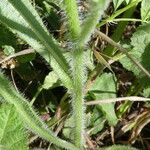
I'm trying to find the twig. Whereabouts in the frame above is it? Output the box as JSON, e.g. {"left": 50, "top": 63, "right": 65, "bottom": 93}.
{"left": 10, "top": 69, "right": 19, "bottom": 92}
{"left": 0, "top": 48, "right": 35, "bottom": 64}
{"left": 84, "top": 133, "right": 96, "bottom": 150}
{"left": 95, "top": 29, "right": 150, "bottom": 79}
{"left": 86, "top": 96, "right": 150, "bottom": 105}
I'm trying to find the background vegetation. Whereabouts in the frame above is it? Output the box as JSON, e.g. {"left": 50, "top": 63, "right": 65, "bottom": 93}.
{"left": 0, "top": 0, "right": 150, "bottom": 150}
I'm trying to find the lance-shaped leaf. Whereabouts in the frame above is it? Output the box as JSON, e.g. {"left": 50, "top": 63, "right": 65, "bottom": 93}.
{"left": 0, "top": 0, "right": 72, "bottom": 89}
{"left": 0, "top": 72, "right": 77, "bottom": 150}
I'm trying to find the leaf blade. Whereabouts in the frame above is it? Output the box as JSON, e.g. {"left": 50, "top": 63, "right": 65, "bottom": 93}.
{"left": 0, "top": 104, "right": 28, "bottom": 150}
{"left": 90, "top": 73, "right": 118, "bottom": 126}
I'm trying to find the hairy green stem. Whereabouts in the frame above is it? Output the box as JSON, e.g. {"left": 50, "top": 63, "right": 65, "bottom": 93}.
{"left": 64, "top": 0, "right": 81, "bottom": 40}
{"left": 71, "top": 49, "right": 85, "bottom": 149}
{"left": 0, "top": 72, "right": 77, "bottom": 150}
{"left": 64, "top": 1, "right": 85, "bottom": 148}
{"left": 78, "top": 0, "right": 110, "bottom": 46}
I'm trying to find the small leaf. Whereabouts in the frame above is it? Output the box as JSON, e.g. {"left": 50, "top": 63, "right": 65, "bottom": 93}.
{"left": 62, "top": 116, "right": 74, "bottom": 141}
{"left": 142, "top": 87, "right": 150, "bottom": 98}
{"left": 125, "top": 0, "right": 130, "bottom": 4}
{"left": 141, "top": 0, "right": 150, "bottom": 22}
{"left": 90, "top": 73, "right": 118, "bottom": 126}
{"left": 90, "top": 108, "right": 106, "bottom": 135}
{"left": 2, "top": 45, "right": 15, "bottom": 55}
{"left": 42, "top": 71, "right": 60, "bottom": 89}
{"left": 113, "top": 0, "right": 124, "bottom": 10}
{"left": 0, "top": 104, "right": 28, "bottom": 150}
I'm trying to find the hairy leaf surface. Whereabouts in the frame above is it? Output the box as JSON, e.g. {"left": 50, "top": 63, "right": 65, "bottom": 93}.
{"left": 0, "top": 104, "right": 28, "bottom": 150}
{"left": 141, "top": 0, "right": 150, "bottom": 22}
{"left": 90, "top": 73, "right": 118, "bottom": 126}
{"left": 120, "top": 24, "right": 150, "bottom": 86}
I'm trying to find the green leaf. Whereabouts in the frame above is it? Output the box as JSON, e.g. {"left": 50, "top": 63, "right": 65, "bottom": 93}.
{"left": 90, "top": 73, "right": 118, "bottom": 126}
{"left": 42, "top": 71, "right": 60, "bottom": 89}
{"left": 15, "top": 63, "right": 36, "bottom": 81}
{"left": 62, "top": 116, "right": 74, "bottom": 141}
{"left": 113, "top": 0, "right": 124, "bottom": 10}
{"left": 120, "top": 24, "right": 150, "bottom": 86}
{"left": 89, "top": 108, "right": 106, "bottom": 135}
{"left": 100, "top": 145, "right": 137, "bottom": 150}
{"left": 0, "top": 104, "right": 28, "bottom": 150}
{"left": 142, "top": 87, "right": 150, "bottom": 98}
{"left": 125, "top": 0, "right": 130, "bottom": 4}
{"left": 0, "top": 145, "right": 8, "bottom": 150}
{"left": 2, "top": 45, "right": 15, "bottom": 55}
{"left": 141, "top": 0, "right": 150, "bottom": 22}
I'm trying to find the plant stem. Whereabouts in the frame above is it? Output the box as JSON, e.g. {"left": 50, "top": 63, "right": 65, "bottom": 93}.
{"left": 71, "top": 48, "right": 85, "bottom": 149}
{"left": 64, "top": 0, "right": 81, "bottom": 40}
{"left": 78, "top": 0, "right": 110, "bottom": 46}
{"left": 86, "top": 96, "right": 150, "bottom": 105}
{"left": 64, "top": 1, "right": 85, "bottom": 149}
{"left": 103, "top": 3, "right": 137, "bottom": 56}
{"left": 112, "top": 18, "right": 148, "bottom": 23}
{"left": 30, "top": 86, "right": 43, "bottom": 106}
{"left": 98, "top": 0, "right": 141, "bottom": 28}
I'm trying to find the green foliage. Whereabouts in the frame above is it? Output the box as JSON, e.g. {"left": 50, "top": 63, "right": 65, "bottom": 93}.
{"left": 0, "top": 0, "right": 72, "bottom": 89}
{"left": 0, "top": 0, "right": 149, "bottom": 149}
{"left": 120, "top": 24, "right": 150, "bottom": 86}
{"left": 113, "top": 0, "right": 131, "bottom": 10}
{"left": 0, "top": 0, "right": 111, "bottom": 149}
{"left": 89, "top": 108, "right": 106, "bottom": 135}
{"left": 141, "top": 0, "right": 150, "bottom": 22}
{"left": 2, "top": 45, "right": 15, "bottom": 55}
{"left": 100, "top": 145, "right": 137, "bottom": 150}
{"left": 113, "top": 0, "right": 125, "bottom": 10}
{"left": 42, "top": 71, "right": 60, "bottom": 89}
{"left": 0, "top": 104, "right": 28, "bottom": 150}
{"left": 142, "top": 87, "right": 150, "bottom": 98}
{"left": 90, "top": 73, "right": 118, "bottom": 126}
